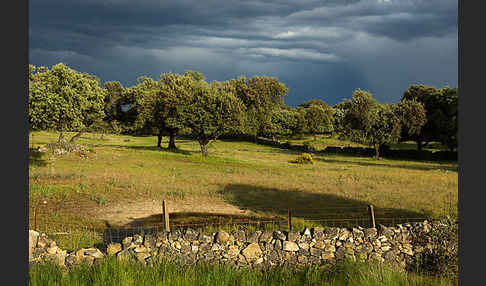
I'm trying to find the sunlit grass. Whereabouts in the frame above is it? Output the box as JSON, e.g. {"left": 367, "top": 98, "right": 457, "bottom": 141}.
{"left": 28, "top": 131, "right": 457, "bottom": 244}
{"left": 28, "top": 256, "right": 457, "bottom": 286}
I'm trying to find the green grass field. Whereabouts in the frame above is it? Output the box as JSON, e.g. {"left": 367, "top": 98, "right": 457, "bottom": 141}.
{"left": 29, "top": 257, "right": 456, "bottom": 286}
{"left": 28, "top": 131, "right": 457, "bottom": 250}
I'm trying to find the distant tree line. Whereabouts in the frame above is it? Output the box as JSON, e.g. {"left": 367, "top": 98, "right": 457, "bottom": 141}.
{"left": 29, "top": 63, "right": 458, "bottom": 158}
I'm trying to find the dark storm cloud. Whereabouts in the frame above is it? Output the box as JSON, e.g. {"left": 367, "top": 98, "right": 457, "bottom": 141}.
{"left": 284, "top": 0, "right": 457, "bottom": 41}
{"left": 29, "top": 0, "right": 457, "bottom": 106}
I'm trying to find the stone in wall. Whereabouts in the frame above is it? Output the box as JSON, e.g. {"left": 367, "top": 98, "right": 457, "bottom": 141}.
{"left": 29, "top": 230, "right": 39, "bottom": 260}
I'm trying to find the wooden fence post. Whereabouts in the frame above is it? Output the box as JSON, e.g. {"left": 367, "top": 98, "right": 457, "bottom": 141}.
{"left": 288, "top": 208, "right": 292, "bottom": 231}
{"left": 162, "top": 200, "right": 170, "bottom": 232}
{"left": 33, "top": 207, "right": 37, "bottom": 231}
{"left": 368, "top": 205, "right": 376, "bottom": 228}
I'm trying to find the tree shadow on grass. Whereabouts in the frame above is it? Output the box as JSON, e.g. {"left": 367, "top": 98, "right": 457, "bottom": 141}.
{"left": 97, "top": 144, "right": 198, "bottom": 155}
{"left": 218, "top": 183, "right": 428, "bottom": 219}
{"left": 252, "top": 148, "right": 302, "bottom": 156}
{"left": 126, "top": 146, "right": 197, "bottom": 155}
{"left": 313, "top": 156, "right": 458, "bottom": 172}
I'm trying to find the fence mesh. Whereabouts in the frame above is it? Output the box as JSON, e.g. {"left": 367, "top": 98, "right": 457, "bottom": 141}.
{"left": 29, "top": 202, "right": 430, "bottom": 248}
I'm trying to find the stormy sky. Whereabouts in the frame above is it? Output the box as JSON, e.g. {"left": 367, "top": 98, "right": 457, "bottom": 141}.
{"left": 29, "top": 0, "right": 458, "bottom": 107}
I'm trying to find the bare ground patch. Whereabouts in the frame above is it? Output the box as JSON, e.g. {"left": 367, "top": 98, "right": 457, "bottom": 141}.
{"left": 93, "top": 196, "right": 252, "bottom": 228}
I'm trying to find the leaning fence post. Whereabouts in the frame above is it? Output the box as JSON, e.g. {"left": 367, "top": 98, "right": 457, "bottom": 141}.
{"left": 288, "top": 208, "right": 292, "bottom": 231}
{"left": 162, "top": 200, "right": 170, "bottom": 232}
{"left": 368, "top": 205, "right": 376, "bottom": 228}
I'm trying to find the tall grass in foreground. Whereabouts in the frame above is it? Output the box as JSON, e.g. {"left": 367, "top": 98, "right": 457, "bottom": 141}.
{"left": 29, "top": 257, "right": 456, "bottom": 286}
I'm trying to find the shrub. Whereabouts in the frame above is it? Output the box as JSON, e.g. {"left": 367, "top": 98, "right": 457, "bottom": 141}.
{"left": 413, "top": 217, "right": 458, "bottom": 281}
{"left": 29, "top": 148, "right": 50, "bottom": 167}
{"left": 302, "top": 140, "right": 316, "bottom": 152}
{"left": 281, "top": 140, "right": 292, "bottom": 148}
{"left": 291, "top": 153, "right": 313, "bottom": 164}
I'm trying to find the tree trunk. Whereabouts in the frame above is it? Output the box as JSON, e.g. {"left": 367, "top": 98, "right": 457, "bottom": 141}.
{"left": 379, "top": 144, "right": 389, "bottom": 157}
{"left": 157, "top": 131, "right": 163, "bottom": 148}
{"left": 58, "top": 131, "right": 65, "bottom": 142}
{"left": 69, "top": 129, "right": 85, "bottom": 143}
{"left": 199, "top": 141, "right": 209, "bottom": 157}
{"left": 168, "top": 130, "right": 177, "bottom": 150}
{"left": 417, "top": 140, "right": 423, "bottom": 151}
{"left": 374, "top": 145, "right": 380, "bottom": 160}
{"left": 313, "top": 134, "right": 317, "bottom": 141}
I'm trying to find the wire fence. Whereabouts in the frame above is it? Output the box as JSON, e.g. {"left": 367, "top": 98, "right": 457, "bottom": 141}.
{"left": 29, "top": 201, "right": 431, "bottom": 247}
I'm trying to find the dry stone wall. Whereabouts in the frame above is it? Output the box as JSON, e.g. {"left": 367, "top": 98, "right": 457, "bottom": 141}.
{"left": 28, "top": 220, "right": 449, "bottom": 271}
